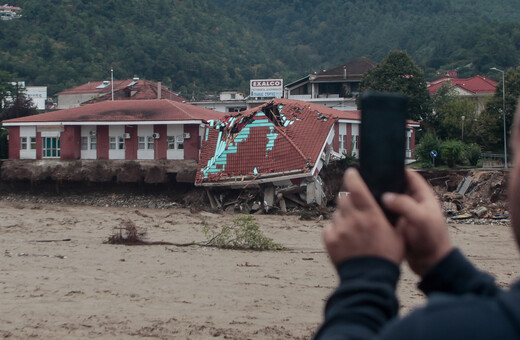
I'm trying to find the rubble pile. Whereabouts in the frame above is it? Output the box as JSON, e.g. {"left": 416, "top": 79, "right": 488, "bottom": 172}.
{"left": 424, "top": 170, "right": 510, "bottom": 225}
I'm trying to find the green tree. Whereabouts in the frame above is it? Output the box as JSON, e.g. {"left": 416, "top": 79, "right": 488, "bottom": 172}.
{"left": 359, "top": 51, "right": 432, "bottom": 121}
{"left": 440, "top": 140, "right": 464, "bottom": 168}
{"left": 432, "top": 84, "right": 478, "bottom": 143}
{"left": 415, "top": 131, "right": 442, "bottom": 165}
{"left": 479, "top": 66, "right": 520, "bottom": 152}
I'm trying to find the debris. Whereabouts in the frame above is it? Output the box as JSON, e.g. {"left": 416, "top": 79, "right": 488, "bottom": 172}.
{"left": 457, "top": 176, "right": 472, "bottom": 195}
{"left": 491, "top": 213, "right": 509, "bottom": 220}
{"left": 31, "top": 238, "right": 71, "bottom": 243}
{"left": 451, "top": 213, "right": 472, "bottom": 220}
{"left": 472, "top": 207, "right": 488, "bottom": 218}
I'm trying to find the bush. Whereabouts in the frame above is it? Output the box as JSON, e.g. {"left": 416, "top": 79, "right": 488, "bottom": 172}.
{"left": 440, "top": 140, "right": 464, "bottom": 167}
{"left": 202, "top": 216, "right": 285, "bottom": 251}
{"left": 415, "top": 131, "right": 442, "bottom": 165}
{"left": 465, "top": 143, "right": 481, "bottom": 166}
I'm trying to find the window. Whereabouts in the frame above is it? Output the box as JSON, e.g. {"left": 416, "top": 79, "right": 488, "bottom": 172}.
{"left": 339, "top": 134, "right": 346, "bottom": 151}
{"left": 82, "top": 136, "right": 96, "bottom": 150}
{"left": 176, "top": 136, "right": 184, "bottom": 149}
{"left": 42, "top": 137, "right": 60, "bottom": 158}
{"left": 109, "top": 137, "right": 116, "bottom": 150}
{"left": 21, "top": 137, "right": 36, "bottom": 151}
{"left": 167, "top": 135, "right": 184, "bottom": 149}
{"left": 138, "top": 136, "right": 154, "bottom": 150}
{"left": 118, "top": 136, "right": 125, "bottom": 150}
{"left": 167, "top": 136, "right": 175, "bottom": 150}
{"left": 81, "top": 137, "right": 88, "bottom": 150}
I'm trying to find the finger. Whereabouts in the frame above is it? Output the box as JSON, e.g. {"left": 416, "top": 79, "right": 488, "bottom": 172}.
{"left": 344, "top": 168, "right": 379, "bottom": 212}
{"left": 405, "top": 170, "right": 435, "bottom": 201}
{"left": 336, "top": 194, "right": 354, "bottom": 218}
{"left": 382, "top": 192, "right": 423, "bottom": 224}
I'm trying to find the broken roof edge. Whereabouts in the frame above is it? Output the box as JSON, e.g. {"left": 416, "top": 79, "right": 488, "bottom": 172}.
{"left": 195, "top": 169, "right": 313, "bottom": 187}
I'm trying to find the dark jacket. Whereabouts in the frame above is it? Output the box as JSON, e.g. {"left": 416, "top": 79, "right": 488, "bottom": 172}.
{"left": 315, "top": 249, "right": 520, "bottom": 339}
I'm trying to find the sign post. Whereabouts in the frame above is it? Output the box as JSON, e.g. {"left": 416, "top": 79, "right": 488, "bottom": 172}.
{"left": 430, "top": 150, "right": 438, "bottom": 167}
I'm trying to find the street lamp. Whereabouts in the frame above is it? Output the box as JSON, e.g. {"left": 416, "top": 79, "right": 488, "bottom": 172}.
{"left": 461, "top": 115, "right": 465, "bottom": 142}
{"left": 490, "top": 67, "right": 508, "bottom": 169}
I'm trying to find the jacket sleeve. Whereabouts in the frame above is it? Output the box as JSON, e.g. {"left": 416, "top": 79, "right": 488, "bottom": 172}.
{"left": 418, "top": 248, "right": 498, "bottom": 297}
{"left": 314, "top": 257, "right": 400, "bottom": 340}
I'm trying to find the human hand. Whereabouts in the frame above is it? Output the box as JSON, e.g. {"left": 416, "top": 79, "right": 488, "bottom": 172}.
{"left": 323, "top": 168, "right": 405, "bottom": 266}
{"left": 382, "top": 170, "right": 453, "bottom": 277}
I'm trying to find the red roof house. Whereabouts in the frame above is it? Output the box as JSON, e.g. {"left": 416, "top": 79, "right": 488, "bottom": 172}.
{"left": 56, "top": 79, "right": 185, "bottom": 109}
{"left": 3, "top": 99, "right": 222, "bottom": 162}
{"left": 427, "top": 75, "right": 497, "bottom": 96}
{"left": 427, "top": 75, "right": 497, "bottom": 114}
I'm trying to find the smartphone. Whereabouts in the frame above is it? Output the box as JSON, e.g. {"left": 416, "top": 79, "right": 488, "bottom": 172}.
{"left": 359, "top": 92, "right": 407, "bottom": 224}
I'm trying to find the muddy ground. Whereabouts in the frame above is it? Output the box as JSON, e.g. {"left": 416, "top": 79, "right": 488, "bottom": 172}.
{"left": 1, "top": 197, "right": 520, "bottom": 339}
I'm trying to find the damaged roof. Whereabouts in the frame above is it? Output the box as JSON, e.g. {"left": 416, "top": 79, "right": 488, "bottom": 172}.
{"left": 196, "top": 99, "right": 337, "bottom": 185}
{"left": 3, "top": 99, "right": 223, "bottom": 125}
{"left": 82, "top": 79, "right": 185, "bottom": 104}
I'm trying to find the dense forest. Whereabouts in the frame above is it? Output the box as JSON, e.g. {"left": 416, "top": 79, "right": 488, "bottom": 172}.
{"left": 1, "top": 0, "right": 520, "bottom": 97}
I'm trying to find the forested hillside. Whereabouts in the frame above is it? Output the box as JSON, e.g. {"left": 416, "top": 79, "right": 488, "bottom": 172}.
{"left": 2, "top": 0, "right": 520, "bottom": 97}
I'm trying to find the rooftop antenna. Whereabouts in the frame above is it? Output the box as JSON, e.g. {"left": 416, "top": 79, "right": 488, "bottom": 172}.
{"left": 111, "top": 67, "right": 114, "bottom": 101}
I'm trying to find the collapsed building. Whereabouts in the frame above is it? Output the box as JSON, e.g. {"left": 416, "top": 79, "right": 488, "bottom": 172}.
{"left": 195, "top": 99, "right": 418, "bottom": 211}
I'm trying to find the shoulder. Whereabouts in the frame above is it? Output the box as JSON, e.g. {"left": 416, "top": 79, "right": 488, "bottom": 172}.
{"left": 380, "top": 292, "right": 520, "bottom": 339}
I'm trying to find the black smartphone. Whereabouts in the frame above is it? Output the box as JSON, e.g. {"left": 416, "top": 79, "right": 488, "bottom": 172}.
{"left": 359, "top": 92, "right": 407, "bottom": 224}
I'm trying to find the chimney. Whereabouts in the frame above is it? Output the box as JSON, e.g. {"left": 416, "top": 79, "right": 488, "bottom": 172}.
{"left": 343, "top": 66, "right": 347, "bottom": 79}
{"left": 157, "top": 81, "right": 162, "bottom": 99}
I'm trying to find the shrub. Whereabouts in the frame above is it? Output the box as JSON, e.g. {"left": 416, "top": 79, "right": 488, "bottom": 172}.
{"left": 415, "top": 131, "right": 442, "bottom": 165}
{"left": 465, "top": 143, "right": 481, "bottom": 166}
{"left": 440, "top": 140, "right": 464, "bottom": 168}
{"left": 202, "top": 216, "right": 285, "bottom": 251}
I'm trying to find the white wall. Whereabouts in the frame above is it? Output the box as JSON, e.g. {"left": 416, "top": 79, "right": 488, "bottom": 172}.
{"left": 109, "top": 125, "right": 125, "bottom": 160}
{"left": 167, "top": 125, "right": 184, "bottom": 160}
{"left": 19, "top": 126, "right": 36, "bottom": 159}
{"left": 137, "top": 125, "right": 154, "bottom": 160}
{"left": 81, "top": 126, "right": 97, "bottom": 159}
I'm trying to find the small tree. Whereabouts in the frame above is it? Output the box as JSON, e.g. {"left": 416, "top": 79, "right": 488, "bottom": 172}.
{"left": 465, "top": 143, "right": 481, "bottom": 166}
{"left": 440, "top": 140, "right": 464, "bottom": 168}
{"left": 415, "top": 131, "right": 442, "bottom": 165}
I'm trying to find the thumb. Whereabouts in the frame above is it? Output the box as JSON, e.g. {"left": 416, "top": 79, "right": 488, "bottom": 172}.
{"left": 382, "top": 192, "right": 422, "bottom": 224}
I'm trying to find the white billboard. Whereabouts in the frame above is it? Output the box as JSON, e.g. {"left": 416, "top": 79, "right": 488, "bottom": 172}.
{"left": 25, "top": 86, "right": 47, "bottom": 110}
{"left": 250, "top": 79, "right": 283, "bottom": 98}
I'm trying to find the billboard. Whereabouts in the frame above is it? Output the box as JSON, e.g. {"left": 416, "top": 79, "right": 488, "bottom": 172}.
{"left": 250, "top": 79, "right": 283, "bottom": 98}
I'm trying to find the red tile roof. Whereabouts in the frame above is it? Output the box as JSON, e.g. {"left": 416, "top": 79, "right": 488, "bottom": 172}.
{"left": 3, "top": 99, "right": 223, "bottom": 124}
{"left": 428, "top": 75, "right": 498, "bottom": 95}
{"left": 82, "top": 79, "right": 185, "bottom": 104}
{"left": 196, "top": 99, "right": 336, "bottom": 184}
{"left": 56, "top": 80, "right": 135, "bottom": 96}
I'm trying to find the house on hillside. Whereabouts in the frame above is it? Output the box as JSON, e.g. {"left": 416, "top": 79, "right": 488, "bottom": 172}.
{"left": 190, "top": 91, "right": 249, "bottom": 113}
{"left": 195, "top": 99, "right": 419, "bottom": 207}
{"left": 3, "top": 99, "right": 222, "bottom": 161}
{"left": 427, "top": 73, "right": 497, "bottom": 114}
{"left": 284, "top": 57, "right": 377, "bottom": 111}
{"left": 0, "top": 4, "right": 21, "bottom": 20}
{"left": 56, "top": 78, "right": 185, "bottom": 110}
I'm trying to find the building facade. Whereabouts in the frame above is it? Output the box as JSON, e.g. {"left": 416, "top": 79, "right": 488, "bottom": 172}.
{"left": 4, "top": 100, "right": 222, "bottom": 161}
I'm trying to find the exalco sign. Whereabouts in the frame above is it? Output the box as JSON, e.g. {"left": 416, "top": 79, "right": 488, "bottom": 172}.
{"left": 250, "top": 79, "right": 283, "bottom": 98}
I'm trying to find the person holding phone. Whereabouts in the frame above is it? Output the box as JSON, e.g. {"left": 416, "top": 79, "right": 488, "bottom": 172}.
{"left": 315, "top": 101, "right": 520, "bottom": 339}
